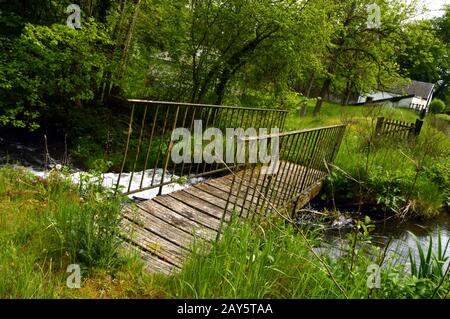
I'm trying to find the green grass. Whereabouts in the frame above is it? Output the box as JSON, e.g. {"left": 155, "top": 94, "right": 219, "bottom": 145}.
{"left": 284, "top": 101, "right": 419, "bottom": 130}
{"left": 0, "top": 166, "right": 135, "bottom": 298}
{"left": 0, "top": 166, "right": 448, "bottom": 298}
{"left": 285, "top": 102, "right": 450, "bottom": 218}
{"left": 156, "top": 217, "right": 367, "bottom": 298}
{"left": 156, "top": 215, "right": 450, "bottom": 299}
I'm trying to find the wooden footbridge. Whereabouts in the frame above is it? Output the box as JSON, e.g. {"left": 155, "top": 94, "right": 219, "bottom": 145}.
{"left": 116, "top": 100, "right": 346, "bottom": 274}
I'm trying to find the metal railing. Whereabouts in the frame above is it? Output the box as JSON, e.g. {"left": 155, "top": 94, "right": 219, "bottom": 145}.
{"left": 115, "top": 100, "right": 288, "bottom": 195}
{"left": 220, "top": 124, "right": 347, "bottom": 222}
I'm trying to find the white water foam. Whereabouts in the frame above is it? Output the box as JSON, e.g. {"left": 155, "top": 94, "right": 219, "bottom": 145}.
{"left": 26, "top": 167, "right": 205, "bottom": 200}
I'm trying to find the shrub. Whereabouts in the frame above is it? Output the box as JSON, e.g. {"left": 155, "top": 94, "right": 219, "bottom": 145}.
{"left": 0, "top": 20, "right": 112, "bottom": 130}
{"left": 429, "top": 99, "right": 446, "bottom": 114}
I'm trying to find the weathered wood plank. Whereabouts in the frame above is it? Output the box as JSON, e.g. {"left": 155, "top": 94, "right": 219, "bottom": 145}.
{"left": 184, "top": 186, "right": 228, "bottom": 210}
{"left": 154, "top": 195, "right": 222, "bottom": 230}
{"left": 136, "top": 200, "right": 216, "bottom": 241}
{"left": 199, "top": 182, "right": 252, "bottom": 211}
{"left": 168, "top": 190, "right": 230, "bottom": 221}
{"left": 122, "top": 206, "right": 195, "bottom": 250}
{"left": 120, "top": 218, "right": 186, "bottom": 268}
{"left": 121, "top": 242, "right": 178, "bottom": 275}
{"left": 120, "top": 160, "right": 328, "bottom": 274}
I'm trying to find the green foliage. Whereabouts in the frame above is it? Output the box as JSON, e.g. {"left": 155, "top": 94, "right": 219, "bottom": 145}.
{"left": 429, "top": 99, "right": 447, "bottom": 114}
{"left": 0, "top": 20, "right": 112, "bottom": 130}
{"left": 159, "top": 217, "right": 358, "bottom": 298}
{"left": 1, "top": 166, "right": 449, "bottom": 298}
{"left": 424, "top": 159, "right": 450, "bottom": 208}
{"left": 380, "top": 270, "right": 444, "bottom": 299}
{"left": 409, "top": 229, "right": 450, "bottom": 279}
{"left": 157, "top": 214, "right": 450, "bottom": 299}
{"left": 300, "top": 104, "right": 450, "bottom": 218}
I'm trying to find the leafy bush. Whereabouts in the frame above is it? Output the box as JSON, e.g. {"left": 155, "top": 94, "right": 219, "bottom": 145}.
{"left": 429, "top": 99, "right": 446, "bottom": 114}
{"left": 0, "top": 20, "right": 112, "bottom": 130}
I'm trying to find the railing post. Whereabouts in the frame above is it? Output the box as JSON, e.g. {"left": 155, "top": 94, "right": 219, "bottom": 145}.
{"left": 419, "top": 108, "right": 426, "bottom": 120}
{"left": 375, "top": 116, "right": 384, "bottom": 136}
{"left": 414, "top": 119, "right": 424, "bottom": 136}
{"left": 159, "top": 106, "right": 180, "bottom": 195}
{"left": 115, "top": 104, "right": 135, "bottom": 195}
{"left": 330, "top": 126, "right": 346, "bottom": 163}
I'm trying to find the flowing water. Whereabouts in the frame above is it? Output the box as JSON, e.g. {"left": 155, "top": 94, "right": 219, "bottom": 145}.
{"left": 371, "top": 214, "right": 450, "bottom": 267}
{"left": 321, "top": 213, "right": 450, "bottom": 269}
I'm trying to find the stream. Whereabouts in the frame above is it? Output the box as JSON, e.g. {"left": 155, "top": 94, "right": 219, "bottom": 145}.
{"left": 320, "top": 213, "right": 450, "bottom": 269}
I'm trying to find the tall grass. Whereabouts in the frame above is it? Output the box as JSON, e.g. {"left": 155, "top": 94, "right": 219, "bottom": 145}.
{"left": 157, "top": 217, "right": 375, "bottom": 299}
{"left": 0, "top": 166, "right": 125, "bottom": 298}
{"left": 1, "top": 166, "right": 448, "bottom": 298}
{"left": 409, "top": 228, "right": 450, "bottom": 279}
{"left": 155, "top": 215, "right": 450, "bottom": 299}
{"left": 286, "top": 103, "right": 450, "bottom": 218}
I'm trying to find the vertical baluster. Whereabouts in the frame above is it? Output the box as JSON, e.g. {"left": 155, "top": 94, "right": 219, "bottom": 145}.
{"left": 127, "top": 105, "right": 148, "bottom": 193}
{"left": 140, "top": 104, "right": 160, "bottom": 189}
{"left": 115, "top": 103, "right": 135, "bottom": 194}
{"left": 151, "top": 105, "right": 171, "bottom": 187}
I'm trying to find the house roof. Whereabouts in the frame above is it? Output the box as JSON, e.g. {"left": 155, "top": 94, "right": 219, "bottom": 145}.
{"left": 391, "top": 80, "right": 435, "bottom": 100}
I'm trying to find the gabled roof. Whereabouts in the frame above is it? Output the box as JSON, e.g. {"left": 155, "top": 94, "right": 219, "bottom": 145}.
{"left": 390, "top": 80, "right": 435, "bottom": 100}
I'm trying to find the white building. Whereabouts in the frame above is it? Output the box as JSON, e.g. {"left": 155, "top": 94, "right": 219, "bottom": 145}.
{"left": 357, "top": 80, "right": 435, "bottom": 112}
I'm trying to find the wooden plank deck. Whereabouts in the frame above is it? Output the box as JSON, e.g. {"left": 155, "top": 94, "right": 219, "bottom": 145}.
{"left": 120, "top": 162, "right": 325, "bottom": 274}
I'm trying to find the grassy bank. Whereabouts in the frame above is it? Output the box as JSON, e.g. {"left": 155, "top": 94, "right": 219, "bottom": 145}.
{"left": 286, "top": 102, "right": 450, "bottom": 219}
{"left": 0, "top": 167, "right": 449, "bottom": 298}
{"left": 0, "top": 166, "right": 449, "bottom": 299}
{"left": 158, "top": 216, "right": 450, "bottom": 299}
{"left": 0, "top": 166, "right": 133, "bottom": 298}
{"left": 1, "top": 102, "right": 449, "bottom": 299}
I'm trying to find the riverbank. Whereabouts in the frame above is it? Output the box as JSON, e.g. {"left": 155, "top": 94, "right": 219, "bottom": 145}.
{"left": 1, "top": 162, "right": 449, "bottom": 298}
{"left": 286, "top": 102, "right": 450, "bottom": 220}
{"left": 1, "top": 103, "right": 449, "bottom": 298}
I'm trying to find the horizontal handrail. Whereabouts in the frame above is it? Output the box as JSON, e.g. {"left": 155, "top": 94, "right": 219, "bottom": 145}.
{"left": 115, "top": 100, "right": 289, "bottom": 196}
{"left": 128, "top": 99, "right": 289, "bottom": 113}
{"left": 239, "top": 124, "right": 347, "bottom": 141}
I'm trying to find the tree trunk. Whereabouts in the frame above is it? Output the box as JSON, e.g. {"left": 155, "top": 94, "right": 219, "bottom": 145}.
{"left": 306, "top": 72, "right": 315, "bottom": 98}
{"left": 341, "top": 81, "right": 352, "bottom": 105}
{"left": 215, "top": 69, "right": 231, "bottom": 105}
{"left": 299, "top": 105, "right": 308, "bottom": 117}
{"left": 100, "top": 0, "right": 128, "bottom": 102}
{"left": 344, "top": 90, "right": 351, "bottom": 105}
{"left": 120, "top": 0, "right": 141, "bottom": 75}
{"left": 313, "top": 78, "right": 332, "bottom": 116}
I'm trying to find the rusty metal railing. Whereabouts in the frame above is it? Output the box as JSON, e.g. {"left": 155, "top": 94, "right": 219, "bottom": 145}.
{"left": 220, "top": 124, "right": 346, "bottom": 224}
{"left": 115, "top": 99, "right": 288, "bottom": 196}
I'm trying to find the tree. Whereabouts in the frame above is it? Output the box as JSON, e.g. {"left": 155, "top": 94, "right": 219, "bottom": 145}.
{"left": 185, "top": 0, "right": 308, "bottom": 104}
{"left": 311, "top": 0, "right": 415, "bottom": 116}
{"left": 0, "top": 20, "right": 112, "bottom": 129}
{"left": 397, "top": 19, "right": 448, "bottom": 96}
